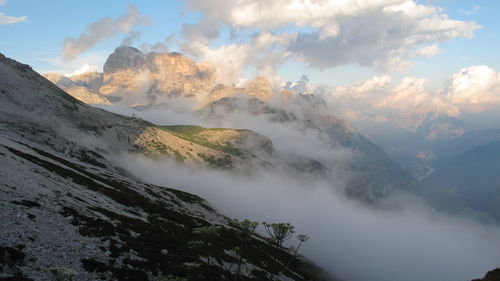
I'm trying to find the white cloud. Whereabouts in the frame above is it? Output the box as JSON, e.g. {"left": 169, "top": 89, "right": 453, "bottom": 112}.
{"left": 443, "top": 65, "right": 500, "bottom": 105}
{"left": 183, "top": 0, "right": 480, "bottom": 75}
{"left": 120, "top": 30, "right": 142, "bottom": 46}
{"left": 460, "top": 6, "right": 481, "bottom": 15}
{"left": 0, "top": 12, "right": 26, "bottom": 25}
{"left": 64, "top": 64, "right": 100, "bottom": 77}
{"left": 330, "top": 65, "right": 500, "bottom": 134}
{"left": 334, "top": 75, "right": 392, "bottom": 99}
{"left": 0, "top": 1, "right": 27, "bottom": 25}
{"left": 376, "top": 77, "right": 430, "bottom": 110}
{"left": 331, "top": 74, "right": 461, "bottom": 131}
{"left": 187, "top": 0, "right": 404, "bottom": 36}
{"left": 39, "top": 51, "right": 108, "bottom": 75}
{"left": 182, "top": 41, "right": 251, "bottom": 85}
{"left": 288, "top": 0, "right": 479, "bottom": 71}
{"left": 180, "top": 31, "right": 294, "bottom": 84}
{"left": 61, "top": 5, "right": 148, "bottom": 61}
{"left": 372, "top": 66, "right": 500, "bottom": 115}
{"left": 416, "top": 44, "right": 440, "bottom": 57}
{"left": 375, "top": 77, "right": 461, "bottom": 132}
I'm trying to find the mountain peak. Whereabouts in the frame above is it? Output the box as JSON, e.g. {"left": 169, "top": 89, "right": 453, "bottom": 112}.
{"left": 99, "top": 47, "right": 215, "bottom": 103}
{"left": 103, "top": 46, "right": 145, "bottom": 73}
{"left": 244, "top": 76, "right": 273, "bottom": 100}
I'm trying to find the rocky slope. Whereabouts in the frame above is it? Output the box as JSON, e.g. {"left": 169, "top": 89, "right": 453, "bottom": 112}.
{"left": 43, "top": 47, "right": 414, "bottom": 201}
{"left": 44, "top": 72, "right": 110, "bottom": 105}
{"left": 0, "top": 53, "right": 334, "bottom": 281}
{"left": 198, "top": 95, "right": 415, "bottom": 201}
{"left": 135, "top": 125, "right": 275, "bottom": 170}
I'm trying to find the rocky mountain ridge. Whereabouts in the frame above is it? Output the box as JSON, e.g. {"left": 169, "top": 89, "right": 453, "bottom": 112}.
{"left": 197, "top": 95, "right": 415, "bottom": 201}
{"left": 0, "top": 52, "right": 334, "bottom": 281}
{"left": 44, "top": 72, "right": 110, "bottom": 105}
{"left": 45, "top": 46, "right": 290, "bottom": 106}
{"left": 44, "top": 46, "right": 416, "bottom": 201}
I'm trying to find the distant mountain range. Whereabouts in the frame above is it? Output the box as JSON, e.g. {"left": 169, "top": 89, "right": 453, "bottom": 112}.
{"left": 421, "top": 140, "right": 500, "bottom": 222}
{"left": 43, "top": 46, "right": 500, "bottom": 223}
{"left": 45, "top": 46, "right": 290, "bottom": 106}
{"left": 45, "top": 46, "right": 416, "bottom": 201}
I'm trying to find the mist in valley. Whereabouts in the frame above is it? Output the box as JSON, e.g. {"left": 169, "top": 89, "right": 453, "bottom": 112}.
{"left": 98, "top": 101, "right": 500, "bottom": 281}
{"left": 117, "top": 153, "right": 500, "bottom": 281}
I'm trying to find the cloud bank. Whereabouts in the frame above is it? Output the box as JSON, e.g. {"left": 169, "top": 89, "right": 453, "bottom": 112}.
{"left": 444, "top": 65, "right": 500, "bottom": 105}
{"left": 61, "top": 5, "right": 148, "bottom": 61}
{"left": 332, "top": 65, "right": 500, "bottom": 133}
{"left": 179, "top": 0, "right": 480, "bottom": 81}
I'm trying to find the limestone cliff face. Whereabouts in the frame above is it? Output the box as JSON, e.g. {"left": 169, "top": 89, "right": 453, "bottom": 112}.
{"left": 99, "top": 47, "right": 215, "bottom": 104}
{"left": 45, "top": 47, "right": 289, "bottom": 106}
{"left": 205, "top": 84, "right": 244, "bottom": 103}
{"left": 44, "top": 73, "right": 110, "bottom": 105}
{"left": 244, "top": 76, "right": 273, "bottom": 100}
{"left": 44, "top": 47, "right": 291, "bottom": 106}
{"left": 204, "top": 76, "right": 290, "bottom": 105}
{"left": 70, "top": 72, "right": 103, "bottom": 92}
{"left": 147, "top": 52, "right": 214, "bottom": 96}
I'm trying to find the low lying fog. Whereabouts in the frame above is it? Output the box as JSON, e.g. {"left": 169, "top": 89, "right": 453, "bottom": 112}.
{"left": 118, "top": 155, "right": 500, "bottom": 281}
{"left": 98, "top": 102, "right": 500, "bottom": 281}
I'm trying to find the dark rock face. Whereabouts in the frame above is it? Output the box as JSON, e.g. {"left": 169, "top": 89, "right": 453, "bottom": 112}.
{"left": 104, "top": 46, "right": 146, "bottom": 73}
{"left": 0, "top": 246, "right": 34, "bottom": 281}
{"left": 472, "top": 268, "right": 500, "bottom": 281}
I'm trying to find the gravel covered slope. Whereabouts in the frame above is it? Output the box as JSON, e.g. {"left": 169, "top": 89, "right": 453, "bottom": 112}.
{"left": 0, "top": 53, "right": 333, "bottom": 281}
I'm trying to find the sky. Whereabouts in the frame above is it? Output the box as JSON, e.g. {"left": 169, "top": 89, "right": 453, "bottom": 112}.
{"left": 0, "top": 0, "right": 498, "bottom": 87}
{"left": 1, "top": 0, "right": 500, "bottom": 132}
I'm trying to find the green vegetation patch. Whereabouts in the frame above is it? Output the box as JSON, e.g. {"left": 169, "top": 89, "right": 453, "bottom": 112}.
{"left": 162, "top": 125, "right": 244, "bottom": 156}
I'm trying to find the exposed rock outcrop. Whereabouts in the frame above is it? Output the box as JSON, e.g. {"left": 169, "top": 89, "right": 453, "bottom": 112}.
{"left": 99, "top": 46, "right": 215, "bottom": 104}
{"left": 45, "top": 47, "right": 291, "bottom": 106}
{"left": 44, "top": 72, "right": 110, "bottom": 105}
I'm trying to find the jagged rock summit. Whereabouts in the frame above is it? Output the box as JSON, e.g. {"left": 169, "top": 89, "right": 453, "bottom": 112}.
{"left": 45, "top": 46, "right": 290, "bottom": 106}
{"left": 99, "top": 46, "right": 215, "bottom": 104}
{"left": 44, "top": 72, "right": 110, "bottom": 105}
